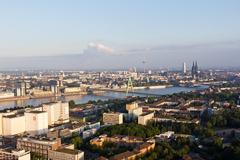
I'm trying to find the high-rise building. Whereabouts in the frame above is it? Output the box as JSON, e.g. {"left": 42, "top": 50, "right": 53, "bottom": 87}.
{"left": 15, "top": 81, "right": 26, "bottom": 97}
{"left": 183, "top": 62, "right": 187, "bottom": 74}
{"left": 2, "top": 114, "right": 26, "bottom": 136}
{"left": 42, "top": 101, "right": 69, "bottom": 125}
{"left": 0, "top": 112, "right": 16, "bottom": 135}
{"left": 24, "top": 111, "right": 48, "bottom": 135}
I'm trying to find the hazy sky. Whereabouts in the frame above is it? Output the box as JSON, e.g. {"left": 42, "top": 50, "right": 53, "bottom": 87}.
{"left": 0, "top": 0, "right": 240, "bottom": 69}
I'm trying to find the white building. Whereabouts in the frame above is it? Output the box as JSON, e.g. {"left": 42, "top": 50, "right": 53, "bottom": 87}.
{"left": 42, "top": 101, "right": 69, "bottom": 125}
{"left": 25, "top": 111, "right": 48, "bottom": 135}
{"left": 42, "top": 102, "right": 56, "bottom": 125}
{"left": 103, "top": 112, "right": 123, "bottom": 125}
{"left": 0, "top": 101, "right": 69, "bottom": 136}
{"left": 183, "top": 62, "right": 187, "bottom": 74}
{"left": 0, "top": 112, "right": 16, "bottom": 135}
{"left": 60, "top": 102, "right": 70, "bottom": 123}
{"left": 138, "top": 112, "right": 154, "bottom": 125}
{"left": 2, "top": 114, "right": 25, "bottom": 136}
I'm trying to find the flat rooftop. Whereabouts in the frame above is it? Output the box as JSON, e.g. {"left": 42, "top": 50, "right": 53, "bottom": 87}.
{"left": 140, "top": 111, "right": 154, "bottom": 116}
{"left": 3, "top": 114, "right": 24, "bottom": 118}
{"left": 28, "top": 110, "right": 46, "bottom": 114}
{"left": 18, "top": 137, "right": 59, "bottom": 145}
{"left": 42, "top": 101, "right": 59, "bottom": 105}
{"left": 55, "top": 148, "right": 81, "bottom": 155}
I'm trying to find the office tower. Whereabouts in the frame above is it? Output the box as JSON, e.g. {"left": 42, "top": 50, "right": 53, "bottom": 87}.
{"left": 183, "top": 62, "right": 187, "bottom": 74}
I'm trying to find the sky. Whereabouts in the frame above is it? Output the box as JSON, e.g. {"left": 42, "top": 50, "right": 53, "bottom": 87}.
{"left": 0, "top": 0, "right": 240, "bottom": 69}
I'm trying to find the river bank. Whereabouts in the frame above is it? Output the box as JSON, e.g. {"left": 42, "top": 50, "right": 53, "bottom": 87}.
{"left": 0, "top": 96, "right": 30, "bottom": 102}
{"left": 0, "top": 85, "right": 208, "bottom": 110}
{"left": 133, "top": 85, "right": 173, "bottom": 89}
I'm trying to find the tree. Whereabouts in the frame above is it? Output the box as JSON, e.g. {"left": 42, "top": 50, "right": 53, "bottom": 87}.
{"left": 31, "top": 153, "right": 45, "bottom": 160}
{"left": 213, "top": 137, "right": 222, "bottom": 148}
{"left": 71, "top": 135, "right": 83, "bottom": 149}
{"left": 69, "top": 100, "right": 76, "bottom": 108}
{"left": 146, "top": 152, "right": 158, "bottom": 160}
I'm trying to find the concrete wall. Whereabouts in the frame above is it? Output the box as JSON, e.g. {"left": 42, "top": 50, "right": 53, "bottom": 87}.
{"left": 2, "top": 115, "right": 25, "bottom": 136}
{"left": 25, "top": 112, "right": 48, "bottom": 135}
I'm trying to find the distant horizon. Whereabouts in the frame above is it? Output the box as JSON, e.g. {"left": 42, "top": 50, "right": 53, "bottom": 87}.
{"left": 1, "top": 62, "right": 240, "bottom": 72}
{"left": 0, "top": 1, "right": 240, "bottom": 69}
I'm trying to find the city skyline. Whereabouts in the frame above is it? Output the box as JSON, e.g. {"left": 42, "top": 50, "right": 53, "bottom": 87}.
{"left": 1, "top": 1, "right": 240, "bottom": 159}
{"left": 0, "top": 1, "right": 240, "bottom": 69}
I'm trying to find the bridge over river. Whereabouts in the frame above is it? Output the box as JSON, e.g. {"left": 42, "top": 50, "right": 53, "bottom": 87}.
{"left": 92, "top": 88, "right": 164, "bottom": 97}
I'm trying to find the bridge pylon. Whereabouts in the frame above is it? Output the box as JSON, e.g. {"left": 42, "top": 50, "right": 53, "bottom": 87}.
{"left": 126, "top": 77, "right": 134, "bottom": 96}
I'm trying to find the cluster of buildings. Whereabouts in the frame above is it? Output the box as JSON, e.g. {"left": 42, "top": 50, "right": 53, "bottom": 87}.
{"left": 0, "top": 101, "right": 69, "bottom": 136}
{"left": 0, "top": 148, "right": 30, "bottom": 160}
{"left": 16, "top": 137, "right": 84, "bottom": 160}
{"left": 0, "top": 101, "right": 87, "bottom": 160}
{"left": 102, "top": 99, "right": 207, "bottom": 131}
{"left": 0, "top": 95, "right": 215, "bottom": 159}
{"left": 1, "top": 68, "right": 240, "bottom": 159}
{"left": 91, "top": 134, "right": 155, "bottom": 160}
{"left": 96, "top": 99, "right": 208, "bottom": 159}
{"left": 102, "top": 102, "right": 155, "bottom": 126}
{"left": 0, "top": 63, "right": 214, "bottom": 102}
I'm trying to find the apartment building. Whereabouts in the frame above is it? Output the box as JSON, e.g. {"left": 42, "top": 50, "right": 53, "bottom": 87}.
{"left": 103, "top": 112, "right": 123, "bottom": 125}
{"left": 138, "top": 112, "right": 154, "bottom": 125}
{"left": 48, "top": 148, "right": 84, "bottom": 160}
{"left": 2, "top": 114, "right": 25, "bottom": 136}
{"left": 0, "top": 148, "right": 30, "bottom": 160}
{"left": 17, "top": 137, "right": 61, "bottom": 159}
{"left": 25, "top": 111, "right": 48, "bottom": 136}
{"left": 42, "top": 101, "right": 69, "bottom": 125}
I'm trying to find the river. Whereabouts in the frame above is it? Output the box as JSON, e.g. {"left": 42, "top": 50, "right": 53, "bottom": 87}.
{"left": 0, "top": 86, "right": 208, "bottom": 110}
